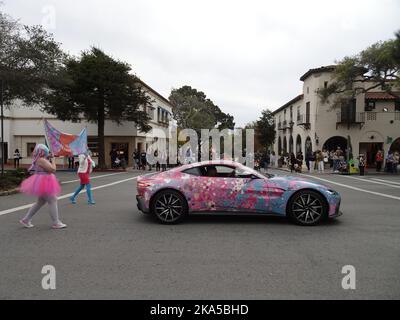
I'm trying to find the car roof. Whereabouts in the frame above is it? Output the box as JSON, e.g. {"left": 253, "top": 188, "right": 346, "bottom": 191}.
{"left": 178, "top": 160, "right": 241, "bottom": 171}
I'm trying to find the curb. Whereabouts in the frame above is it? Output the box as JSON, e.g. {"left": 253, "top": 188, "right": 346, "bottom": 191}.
{"left": 0, "top": 188, "right": 19, "bottom": 197}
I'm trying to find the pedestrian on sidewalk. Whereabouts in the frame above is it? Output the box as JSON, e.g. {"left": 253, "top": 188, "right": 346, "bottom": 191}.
{"left": 316, "top": 150, "right": 325, "bottom": 173}
{"left": 132, "top": 150, "right": 140, "bottom": 170}
{"left": 70, "top": 151, "right": 96, "bottom": 205}
{"left": 375, "top": 150, "right": 384, "bottom": 172}
{"left": 296, "top": 151, "right": 303, "bottom": 173}
{"left": 13, "top": 149, "right": 21, "bottom": 169}
{"left": 19, "top": 144, "right": 66, "bottom": 229}
{"left": 393, "top": 151, "right": 399, "bottom": 174}
{"left": 358, "top": 153, "right": 366, "bottom": 176}
{"left": 288, "top": 152, "right": 295, "bottom": 173}
{"left": 386, "top": 152, "right": 394, "bottom": 173}
{"left": 308, "top": 151, "right": 316, "bottom": 173}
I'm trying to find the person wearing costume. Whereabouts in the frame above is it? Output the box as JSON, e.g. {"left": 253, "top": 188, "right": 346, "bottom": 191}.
{"left": 19, "top": 144, "right": 66, "bottom": 229}
{"left": 69, "top": 152, "right": 96, "bottom": 205}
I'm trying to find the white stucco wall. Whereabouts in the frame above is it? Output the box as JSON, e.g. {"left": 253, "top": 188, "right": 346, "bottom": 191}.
{"left": 273, "top": 68, "right": 400, "bottom": 164}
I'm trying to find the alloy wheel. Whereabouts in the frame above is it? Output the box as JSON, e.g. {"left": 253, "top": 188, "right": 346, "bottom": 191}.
{"left": 291, "top": 193, "right": 323, "bottom": 224}
{"left": 154, "top": 193, "right": 183, "bottom": 223}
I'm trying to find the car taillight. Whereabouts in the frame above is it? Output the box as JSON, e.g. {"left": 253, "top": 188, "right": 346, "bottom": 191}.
{"left": 138, "top": 181, "right": 151, "bottom": 188}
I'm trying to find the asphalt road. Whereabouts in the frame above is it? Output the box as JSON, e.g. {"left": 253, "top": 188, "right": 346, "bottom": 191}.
{"left": 0, "top": 168, "right": 399, "bottom": 299}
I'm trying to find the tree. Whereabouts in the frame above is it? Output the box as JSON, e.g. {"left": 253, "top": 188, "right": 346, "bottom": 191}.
{"left": 255, "top": 109, "right": 276, "bottom": 149}
{"left": 44, "top": 47, "right": 152, "bottom": 168}
{"left": 319, "top": 30, "right": 400, "bottom": 107}
{"left": 0, "top": 10, "right": 65, "bottom": 106}
{"left": 169, "top": 85, "right": 235, "bottom": 133}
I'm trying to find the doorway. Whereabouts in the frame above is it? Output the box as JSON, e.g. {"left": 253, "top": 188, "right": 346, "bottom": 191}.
{"left": 111, "top": 143, "right": 129, "bottom": 163}
{"left": 359, "top": 142, "right": 383, "bottom": 167}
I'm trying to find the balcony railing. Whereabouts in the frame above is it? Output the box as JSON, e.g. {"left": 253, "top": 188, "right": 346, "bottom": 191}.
{"left": 296, "top": 114, "right": 311, "bottom": 129}
{"left": 336, "top": 112, "right": 365, "bottom": 129}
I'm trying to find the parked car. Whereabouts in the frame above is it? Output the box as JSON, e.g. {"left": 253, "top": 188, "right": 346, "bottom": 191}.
{"left": 136, "top": 160, "right": 342, "bottom": 226}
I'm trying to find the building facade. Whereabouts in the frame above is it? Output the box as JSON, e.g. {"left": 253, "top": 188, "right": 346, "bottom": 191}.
{"left": 1, "top": 79, "right": 174, "bottom": 167}
{"left": 273, "top": 66, "right": 400, "bottom": 166}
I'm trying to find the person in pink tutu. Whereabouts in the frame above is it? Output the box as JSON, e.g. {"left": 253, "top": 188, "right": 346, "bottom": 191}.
{"left": 19, "top": 144, "right": 67, "bottom": 229}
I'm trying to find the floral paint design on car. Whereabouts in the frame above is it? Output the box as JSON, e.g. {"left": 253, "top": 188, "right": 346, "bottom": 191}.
{"left": 137, "top": 160, "right": 342, "bottom": 225}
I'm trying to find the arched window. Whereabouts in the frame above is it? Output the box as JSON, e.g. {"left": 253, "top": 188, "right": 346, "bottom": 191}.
{"left": 296, "top": 135, "right": 302, "bottom": 154}
{"left": 289, "top": 136, "right": 294, "bottom": 154}
{"left": 278, "top": 136, "right": 282, "bottom": 155}
{"left": 283, "top": 136, "right": 287, "bottom": 154}
{"left": 305, "top": 136, "right": 312, "bottom": 155}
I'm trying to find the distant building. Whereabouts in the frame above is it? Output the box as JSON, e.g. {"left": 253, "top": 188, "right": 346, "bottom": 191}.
{"left": 272, "top": 66, "right": 400, "bottom": 166}
{"left": 1, "top": 79, "right": 174, "bottom": 167}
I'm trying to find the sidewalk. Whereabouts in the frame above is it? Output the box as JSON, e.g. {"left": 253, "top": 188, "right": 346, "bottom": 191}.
{"left": 269, "top": 166, "right": 399, "bottom": 176}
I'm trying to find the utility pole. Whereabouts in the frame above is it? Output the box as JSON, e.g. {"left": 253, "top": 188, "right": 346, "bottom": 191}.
{"left": 1, "top": 79, "right": 4, "bottom": 176}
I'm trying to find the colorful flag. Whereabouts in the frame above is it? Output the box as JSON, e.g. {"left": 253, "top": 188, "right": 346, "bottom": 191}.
{"left": 44, "top": 120, "right": 88, "bottom": 156}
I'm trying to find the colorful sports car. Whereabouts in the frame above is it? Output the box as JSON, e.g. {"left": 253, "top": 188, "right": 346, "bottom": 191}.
{"left": 136, "top": 160, "right": 342, "bottom": 226}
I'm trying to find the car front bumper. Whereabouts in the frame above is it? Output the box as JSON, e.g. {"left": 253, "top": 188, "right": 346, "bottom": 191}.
{"left": 136, "top": 195, "right": 149, "bottom": 213}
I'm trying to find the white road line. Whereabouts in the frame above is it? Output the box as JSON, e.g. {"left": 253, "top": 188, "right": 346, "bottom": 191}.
{"left": 370, "top": 178, "right": 400, "bottom": 186}
{"left": 0, "top": 175, "right": 141, "bottom": 217}
{"left": 60, "top": 172, "right": 127, "bottom": 184}
{"left": 299, "top": 173, "right": 400, "bottom": 201}
{"left": 338, "top": 175, "right": 400, "bottom": 189}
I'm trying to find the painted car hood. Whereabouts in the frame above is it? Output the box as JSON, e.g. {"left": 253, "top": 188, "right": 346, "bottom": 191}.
{"left": 267, "top": 175, "right": 330, "bottom": 191}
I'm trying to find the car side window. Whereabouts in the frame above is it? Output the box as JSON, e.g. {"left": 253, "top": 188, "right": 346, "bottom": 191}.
{"left": 183, "top": 167, "right": 202, "bottom": 176}
{"left": 202, "top": 165, "right": 236, "bottom": 178}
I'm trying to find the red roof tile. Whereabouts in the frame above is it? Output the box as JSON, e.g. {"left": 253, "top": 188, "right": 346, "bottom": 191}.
{"left": 365, "top": 92, "right": 400, "bottom": 100}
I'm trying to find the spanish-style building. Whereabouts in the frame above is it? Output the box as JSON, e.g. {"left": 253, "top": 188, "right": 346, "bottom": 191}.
{"left": 272, "top": 66, "right": 400, "bottom": 166}
{"left": 1, "top": 79, "right": 174, "bottom": 167}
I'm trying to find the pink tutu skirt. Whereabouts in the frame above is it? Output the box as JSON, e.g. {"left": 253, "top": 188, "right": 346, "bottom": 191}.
{"left": 19, "top": 174, "right": 61, "bottom": 197}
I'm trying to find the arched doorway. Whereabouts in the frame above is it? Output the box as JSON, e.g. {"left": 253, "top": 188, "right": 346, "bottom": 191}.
{"left": 283, "top": 136, "right": 287, "bottom": 154}
{"left": 278, "top": 136, "right": 282, "bottom": 155}
{"left": 323, "top": 136, "right": 347, "bottom": 153}
{"left": 289, "top": 136, "right": 294, "bottom": 154}
{"left": 390, "top": 137, "right": 400, "bottom": 153}
{"left": 296, "top": 135, "right": 302, "bottom": 154}
{"left": 305, "top": 137, "right": 312, "bottom": 155}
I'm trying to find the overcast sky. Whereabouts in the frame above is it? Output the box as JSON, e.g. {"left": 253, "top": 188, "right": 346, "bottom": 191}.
{"left": 2, "top": 0, "right": 400, "bottom": 126}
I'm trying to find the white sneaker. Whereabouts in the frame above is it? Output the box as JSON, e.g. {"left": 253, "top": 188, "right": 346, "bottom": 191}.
{"left": 19, "top": 219, "right": 34, "bottom": 228}
{"left": 52, "top": 222, "right": 67, "bottom": 229}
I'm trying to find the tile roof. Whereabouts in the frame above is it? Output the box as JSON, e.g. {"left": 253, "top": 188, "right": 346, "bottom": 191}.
{"left": 300, "top": 65, "right": 336, "bottom": 81}
{"left": 365, "top": 92, "right": 400, "bottom": 100}
{"left": 272, "top": 94, "right": 304, "bottom": 115}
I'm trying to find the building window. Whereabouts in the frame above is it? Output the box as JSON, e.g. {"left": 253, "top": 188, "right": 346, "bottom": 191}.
{"left": 365, "top": 101, "right": 375, "bottom": 111}
{"left": 324, "top": 81, "right": 328, "bottom": 89}
{"left": 157, "top": 107, "right": 161, "bottom": 122}
{"left": 88, "top": 137, "right": 99, "bottom": 157}
{"left": 290, "top": 106, "right": 293, "bottom": 121}
{"left": 307, "top": 87, "right": 309, "bottom": 94}
{"left": 395, "top": 100, "right": 400, "bottom": 112}
{"left": 147, "top": 107, "right": 154, "bottom": 120}
{"left": 27, "top": 143, "right": 36, "bottom": 157}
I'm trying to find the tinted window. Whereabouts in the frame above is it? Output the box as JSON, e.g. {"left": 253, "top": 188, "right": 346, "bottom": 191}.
{"left": 202, "top": 165, "right": 235, "bottom": 178}
{"left": 183, "top": 167, "right": 202, "bottom": 176}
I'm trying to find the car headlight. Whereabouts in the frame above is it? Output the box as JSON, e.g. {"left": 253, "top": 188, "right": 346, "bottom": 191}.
{"left": 326, "top": 189, "right": 338, "bottom": 195}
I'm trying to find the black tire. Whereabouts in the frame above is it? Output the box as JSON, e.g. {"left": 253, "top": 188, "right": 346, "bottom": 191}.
{"left": 150, "top": 190, "right": 188, "bottom": 224}
{"left": 287, "top": 190, "right": 328, "bottom": 226}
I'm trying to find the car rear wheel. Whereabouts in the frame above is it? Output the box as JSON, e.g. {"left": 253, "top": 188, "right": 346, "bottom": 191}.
{"left": 288, "top": 190, "right": 327, "bottom": 226}
{"left": 151, "top": 190, "right": 188, "bottom": 224}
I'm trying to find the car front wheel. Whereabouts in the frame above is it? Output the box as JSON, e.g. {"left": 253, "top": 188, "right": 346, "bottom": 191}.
{"left": 150, "top": 190, "right": 188, "bottom": 224}
{"left": 287, "top": 190, "right": 328, "bottom": 226}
